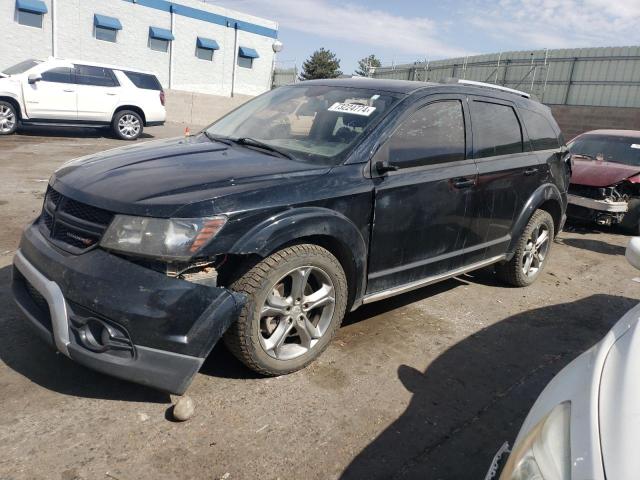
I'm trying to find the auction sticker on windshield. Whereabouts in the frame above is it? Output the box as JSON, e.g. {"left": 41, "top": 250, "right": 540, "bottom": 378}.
{"left": 328, "top": 103, "right": 376, "bottom": 116}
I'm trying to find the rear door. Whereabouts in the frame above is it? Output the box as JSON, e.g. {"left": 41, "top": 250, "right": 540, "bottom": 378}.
{"left": 74, "top": 65, "right": 121, "bottom": 122}
{"left": 22, "top": 66, "right": 77, "bottom": 120}
{"left": 367, "top": 95, "right": 477, "bottom": 294}
{"left": 463, "top": 97, "right": 542, "bottom": 264}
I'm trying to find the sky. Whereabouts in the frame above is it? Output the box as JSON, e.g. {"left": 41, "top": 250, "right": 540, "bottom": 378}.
{"left": 208, "top": 0, "right": 640, "bottom": 74}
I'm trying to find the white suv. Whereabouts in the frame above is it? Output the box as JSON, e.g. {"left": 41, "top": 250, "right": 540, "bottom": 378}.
{"left": 0, "top": 58, "right": 166, "bottom": 140}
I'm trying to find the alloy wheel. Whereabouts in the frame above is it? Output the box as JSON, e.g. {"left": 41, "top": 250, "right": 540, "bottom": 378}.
{"left": 521, "top": 223, "right": 550, "bottom": 277}
{"left": 259, "top": 266, "right": 336, "bottom": 361}
{"left": 117, "top": 114, "right": 141, "bottom": 139}
{"left": 0, "top": 105, "right": 16, "bottom": 133}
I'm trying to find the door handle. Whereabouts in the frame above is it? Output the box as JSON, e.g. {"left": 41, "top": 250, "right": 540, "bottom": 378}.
{"left": 63, "top": 89, "right": 75, "bottom": 93}
{"left": 524, "top": 167, "right": 539, "bottom": 176}
{"left": 106, "top": 92, "right": 117, "bottom": 96}
{"left": 452, "top": 177, "right": 476, "bottom": 189}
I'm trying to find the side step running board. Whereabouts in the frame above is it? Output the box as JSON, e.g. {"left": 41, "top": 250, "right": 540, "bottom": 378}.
{"left": 362, "top": 255, "right": 506, "bottom": 304}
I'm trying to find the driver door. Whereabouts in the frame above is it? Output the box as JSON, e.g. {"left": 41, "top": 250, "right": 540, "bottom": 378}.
{"left": 22, "top": 66, "right": 77, "bottom": 120}
{"left": 367, "top": 96, "right": 478, "bottom": 294}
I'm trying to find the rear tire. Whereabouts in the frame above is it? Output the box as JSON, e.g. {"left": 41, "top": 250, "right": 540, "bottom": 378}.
{"left": 496, "top": 209, "right": 555, "bottom": 287}
{"left": 0, "top": 100, "right": 18, "bottom": 135}
{"left": 224, "top": 244, "right": 348, "bottom": 376}
{"left": 112, "top": 110, "right": 143, "bottom": 140}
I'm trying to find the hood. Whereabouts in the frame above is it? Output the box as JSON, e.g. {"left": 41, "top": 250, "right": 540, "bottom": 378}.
{"left": 52, "top": 134, "right": 331, "bottom": 217}
{"left": 571, "top": 156, "right": 640, "bottom": 187}
{"left": 598, "top": 313, "right": 640, "bottom": 480}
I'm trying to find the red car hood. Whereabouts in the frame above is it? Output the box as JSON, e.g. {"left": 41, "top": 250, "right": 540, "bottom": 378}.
{"left": 571, "top": 157, "right": 640, "bottom": 187}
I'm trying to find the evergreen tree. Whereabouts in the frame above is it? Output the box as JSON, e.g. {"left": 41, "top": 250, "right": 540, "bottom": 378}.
{"left": 355, "top": 54, "right": 382, "bottom": 77}
{"left": 299, "top": 48, "right": 342, "bottom": 80}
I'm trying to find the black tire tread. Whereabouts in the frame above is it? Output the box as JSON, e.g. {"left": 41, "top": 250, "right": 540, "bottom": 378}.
{"left": 224, "top": 244, "right": 348, "bottom": 376}
{"left": 496, "top": 209, "right": 554, "bottom": 287}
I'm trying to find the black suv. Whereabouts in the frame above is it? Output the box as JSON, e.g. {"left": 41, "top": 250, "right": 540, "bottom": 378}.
{"left": 12, "top": 78, "right": 569, "bottom": 394}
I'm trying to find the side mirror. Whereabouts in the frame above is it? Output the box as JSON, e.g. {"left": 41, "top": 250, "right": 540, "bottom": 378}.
{"left": 375, "top": 159, "right": 399, "bottom": 175}
{"left": 28, "top": 73, "right": 42, "bottom": 84}
{"left": 626, "top": 237, "right": 640, "bottom": 270}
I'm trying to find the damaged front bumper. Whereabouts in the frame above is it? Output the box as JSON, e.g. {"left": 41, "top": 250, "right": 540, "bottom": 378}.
{"left": 567, "top": 194, "right": 628, "bottom": 213}
{"left": 12, "top": 222, "right": 244, "bottom": 394}
{"left": 567, "top": 193, "right": 628, "bottom": 226}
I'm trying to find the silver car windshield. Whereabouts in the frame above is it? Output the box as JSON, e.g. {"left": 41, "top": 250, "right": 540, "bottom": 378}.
{"left": 2, "top": 59, "right": 42, "bottom": 76}
{"left": 205, "top": 85, "right": 403, "bottom": 165}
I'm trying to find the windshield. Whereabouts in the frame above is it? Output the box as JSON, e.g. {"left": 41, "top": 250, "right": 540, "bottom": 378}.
{"left": 568, "top": 134, "right": 640, "bottom": 166}
{"left": 205, "top": 85, "right": 403, "bottom": 165}
{"left": 2, "top": 59, "right": 42, "bottom": 76}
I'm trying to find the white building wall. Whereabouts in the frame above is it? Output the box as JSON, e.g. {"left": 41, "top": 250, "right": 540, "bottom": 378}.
{"left": 0, "top": 0, "right": 278, "bottom": 97}
{"left": 0, "top": 0, "right": 53, "bottom": 65}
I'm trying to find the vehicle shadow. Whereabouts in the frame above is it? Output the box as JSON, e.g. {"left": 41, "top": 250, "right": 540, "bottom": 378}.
{"left": 0, "top": 264, "right": 169, "bottom": 403}
{"left": 558, "top": 237, "right": 627, "bottom": 256}
{"left": 340, "top": 293, "right": 634, "bottom": 479}
{"left": 16, "top": 125, "right": 154, "bottom": 140}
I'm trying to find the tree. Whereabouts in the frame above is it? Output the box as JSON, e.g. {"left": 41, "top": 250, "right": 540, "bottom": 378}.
{"left": 355, "top": 54, "right": 382, "bottom": 77}
{"left": 299, "top": 48, "right": 342, "bottom": 80}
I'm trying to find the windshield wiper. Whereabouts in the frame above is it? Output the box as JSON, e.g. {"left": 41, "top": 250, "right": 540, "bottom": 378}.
{"left": 233, "top": 137, "right": 295, "bottom": 160}
{"left": 202, "top": 131, "right": 233, "bottom": 146}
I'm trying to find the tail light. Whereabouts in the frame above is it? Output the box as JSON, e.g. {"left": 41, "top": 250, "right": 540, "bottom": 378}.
{"left": 159, "top": 90, "right": 165, "bottom": 106}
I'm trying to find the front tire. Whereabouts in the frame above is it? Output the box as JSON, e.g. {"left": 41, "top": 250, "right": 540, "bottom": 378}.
{"left": 0, "top": 101, "right": 18, "bottom": 135}
{"left": 112, "top": 110, "right": 143, "bottom": 140}
{"left": 224, "top": 244, "right": 348, "bottom": 376}
{"left": 497, "top": 209, "right": 554, "bottom": 287}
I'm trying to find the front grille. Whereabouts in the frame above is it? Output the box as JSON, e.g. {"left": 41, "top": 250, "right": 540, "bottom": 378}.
{"left": 39, "top": 186, "right": 115, "bottom": 254}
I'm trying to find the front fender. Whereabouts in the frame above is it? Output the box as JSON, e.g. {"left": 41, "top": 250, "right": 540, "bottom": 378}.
{"left": 229, "top": 207, "right": 368, "bottom": 305}
{"left": 507, "top": 183, "right": 565, "bottom": 255}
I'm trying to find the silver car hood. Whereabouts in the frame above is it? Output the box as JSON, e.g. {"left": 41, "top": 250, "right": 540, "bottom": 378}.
{"left": 599, "top": 312, "right": 640, "bottom": 479}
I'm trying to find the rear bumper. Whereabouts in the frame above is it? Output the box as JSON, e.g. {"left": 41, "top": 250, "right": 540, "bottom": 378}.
{"left": 12, "top": 222, "right": 244, "bottom": 394}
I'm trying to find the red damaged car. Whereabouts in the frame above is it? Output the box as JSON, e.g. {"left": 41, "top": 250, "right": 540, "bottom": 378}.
{"left": 567, "top": 129, "right": 640, "bottom": 232}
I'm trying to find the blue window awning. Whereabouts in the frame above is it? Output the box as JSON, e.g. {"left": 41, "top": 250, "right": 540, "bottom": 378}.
{"left": 149, "top": 26, "right": 174, "bottom": 41}
{"left": 16, "top": 0, "right": 48, "bottom": 14}
{"left": 94, "top": 14, "right": 122, "bottom": 30}
{"left": 238, "top": 47, "right": 259, "bottom": 59}
{"left": 196, "top": 37, "right": 219, "bottom": 50}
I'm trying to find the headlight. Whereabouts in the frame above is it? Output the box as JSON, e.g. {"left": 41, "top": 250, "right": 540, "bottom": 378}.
{"left": 100, "top": 215, "right": 227, "bottom": 260}
{"left": 500, "top": 402, "right": 571, "bottom": 480}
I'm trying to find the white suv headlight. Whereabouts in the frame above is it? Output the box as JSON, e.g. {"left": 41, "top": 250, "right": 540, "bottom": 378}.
{"left": 100, "top": 215, "right": 227, "bottom": 260}
{"left": 500, "top": 402, "right": 571, "bottom": 480}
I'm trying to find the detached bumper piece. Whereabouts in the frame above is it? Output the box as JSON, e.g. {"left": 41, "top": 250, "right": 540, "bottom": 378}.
{"left": 12, "top": 223, "right": 244, "bottom": 394}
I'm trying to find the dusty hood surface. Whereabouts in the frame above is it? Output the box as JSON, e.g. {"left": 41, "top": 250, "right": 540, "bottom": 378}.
{"left": 52, "top": 134, "right": 331, "bottom": 217}
{"left": 571, "top": 157, "right": 640, "bottom": 187}
{"left": 599, "top": 315, "right": 640, "bottom": 480}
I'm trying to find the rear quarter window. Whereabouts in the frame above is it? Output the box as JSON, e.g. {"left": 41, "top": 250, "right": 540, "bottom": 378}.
{"left": 520, "top": 108, "right": 560, "bottom": 150}
{"left": 122, "top": 71, "right": 162, "bottom": 91}
{"left": 471, "top": 101, "right": 523, "bottom": 158}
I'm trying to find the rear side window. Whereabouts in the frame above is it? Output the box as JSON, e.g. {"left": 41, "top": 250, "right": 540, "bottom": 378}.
{"left": 41, "top": 67, "right": 74, "bottom": 84}
{"left": 520, "top": 109, "right": 560, "bottom": 151}
{"left": 383, "top": 100, "right": 466, "bottom": 168}
{"left": 74, "top": 65, "right": 118, "bottom": 87}
{"left": 123, "top": 71, "right": 162, "bottom": 91}
{"left": 472, "top": 101, "right": 523, "bottom": 158}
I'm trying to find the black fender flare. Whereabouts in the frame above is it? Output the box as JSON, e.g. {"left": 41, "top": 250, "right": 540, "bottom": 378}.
{"left": 228, "top": 207, "right": 368, "bottom": 305}
{"left": 507, "top": 183, "right": 565, "bottom": 255}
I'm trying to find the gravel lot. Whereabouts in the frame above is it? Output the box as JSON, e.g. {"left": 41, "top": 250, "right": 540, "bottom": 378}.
{"left": 1, "top": 125, "right": 639, "bottom": 480}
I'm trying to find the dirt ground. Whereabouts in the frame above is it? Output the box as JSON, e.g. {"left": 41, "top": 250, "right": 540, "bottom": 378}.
{"left": 1, "top": 125, "right": 639, "bottom": 480}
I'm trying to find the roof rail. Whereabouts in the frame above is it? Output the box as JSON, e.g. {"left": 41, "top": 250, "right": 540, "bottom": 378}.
{"left": 457, "top": 79, "right": 531, "bottom": 98}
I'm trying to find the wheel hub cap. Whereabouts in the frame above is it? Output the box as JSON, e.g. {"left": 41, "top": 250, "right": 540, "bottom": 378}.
{"left": 258, "top": 266, "right": 336, "bottom": 361}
